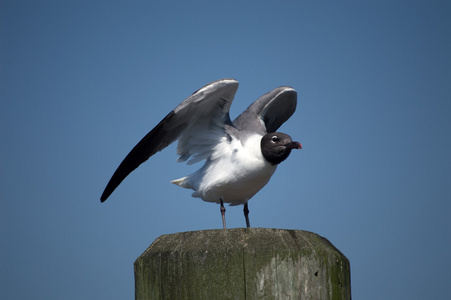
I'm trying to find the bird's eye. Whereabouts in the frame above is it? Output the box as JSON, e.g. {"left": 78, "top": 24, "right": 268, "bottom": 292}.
{"left": 271, "top": 136, "right": 279, "bottom": 143}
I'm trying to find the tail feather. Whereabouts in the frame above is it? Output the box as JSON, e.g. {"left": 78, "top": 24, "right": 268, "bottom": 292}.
{"left": 171, "top": 177, "right": 191, "bottom": 189}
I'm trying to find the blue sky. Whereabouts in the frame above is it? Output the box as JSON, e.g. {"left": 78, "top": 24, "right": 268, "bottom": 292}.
{"left": 1, "top": 1, "right": 450, "bottom": 299}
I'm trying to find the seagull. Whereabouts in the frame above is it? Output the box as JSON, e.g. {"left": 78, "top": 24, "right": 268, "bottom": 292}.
{"left": 100, "top": 79, "right": 301, "bottom": 229}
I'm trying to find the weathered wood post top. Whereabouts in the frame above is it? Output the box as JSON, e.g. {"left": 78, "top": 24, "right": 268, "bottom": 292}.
{"left": 134, "top": 228, "right": 351, "bottom": 300}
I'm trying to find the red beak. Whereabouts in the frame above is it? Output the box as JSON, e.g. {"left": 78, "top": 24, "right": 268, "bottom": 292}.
{"left": 287, "top": 141, "right": 302, "bottom": 149}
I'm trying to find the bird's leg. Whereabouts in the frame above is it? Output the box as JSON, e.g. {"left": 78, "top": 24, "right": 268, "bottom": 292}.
{"left": 220, "top": 198, "right": 226, "bottom": 229}
{"left": 244, "top": 202, "right": 250, "bottom": 228}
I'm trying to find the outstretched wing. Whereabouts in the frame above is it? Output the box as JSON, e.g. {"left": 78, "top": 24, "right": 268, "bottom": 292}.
{"left": 233, "top": 86, "right": 297, "bottom": 135}
{"left": 100, "top": 78, "right": 239, "bottom": 202}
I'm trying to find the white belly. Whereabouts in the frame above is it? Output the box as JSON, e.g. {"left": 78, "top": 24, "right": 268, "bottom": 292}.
{"left": 174, "top": 134, "right": 277, "bottom": 205}
{"left": 197, "top": 155, "right": 277, "bottom": 205}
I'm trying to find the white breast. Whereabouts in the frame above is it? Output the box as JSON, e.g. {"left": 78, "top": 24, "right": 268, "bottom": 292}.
{"left": 184, "top": 134, "right": 277, "bottom": 205}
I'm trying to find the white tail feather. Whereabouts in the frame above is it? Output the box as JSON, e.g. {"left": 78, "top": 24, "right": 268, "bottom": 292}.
{"left": 171, "top": 177, "right": 190, "bottom": 189}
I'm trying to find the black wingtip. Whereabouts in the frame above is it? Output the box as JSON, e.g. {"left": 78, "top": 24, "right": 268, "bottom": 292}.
{"left": 100, "top": 174, "right": 123, "bottom": 203}
{"left": 100, "top": 190, "right": 109, "bottom": 203}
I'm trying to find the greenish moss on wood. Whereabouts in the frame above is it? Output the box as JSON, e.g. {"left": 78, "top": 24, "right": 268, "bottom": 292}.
{"left": 135, "top": 228, "right": 351, "bottom": 300}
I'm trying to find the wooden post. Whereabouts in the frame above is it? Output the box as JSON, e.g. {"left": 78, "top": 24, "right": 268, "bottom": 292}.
{"left": 134, "top": 228, "right": 351, "bottom": 300}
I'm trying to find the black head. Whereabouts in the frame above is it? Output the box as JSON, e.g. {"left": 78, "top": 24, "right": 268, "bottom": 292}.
{"left": 261, "top": 132, "right": 302, "bottom": 165}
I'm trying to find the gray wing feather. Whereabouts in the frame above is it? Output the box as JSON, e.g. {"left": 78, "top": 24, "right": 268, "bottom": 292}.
{"left": 233, "top": 86, "right": 297, "bottom": 135}
{"left": 101, "top": 78, "right": 239, "bottom": 202}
